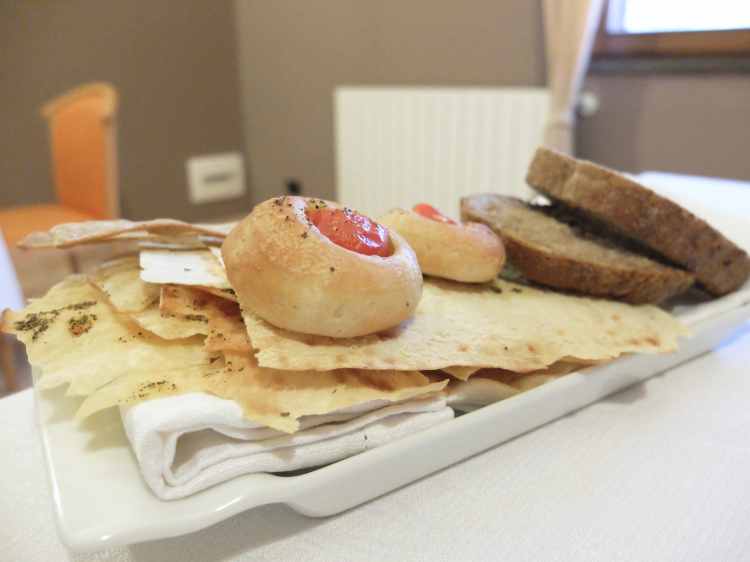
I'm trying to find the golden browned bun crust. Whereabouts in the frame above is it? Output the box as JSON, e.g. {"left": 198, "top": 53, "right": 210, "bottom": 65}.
{"left": 378, "top": 208, "right": 506, "bottom": 283}
{"left": 222, "top": 196, "right": 423, "bottom": 338}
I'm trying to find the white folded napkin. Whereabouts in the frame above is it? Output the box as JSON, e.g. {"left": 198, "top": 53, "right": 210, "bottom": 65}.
{"left": 121, "top": 393, "right": 453, "bottom": 500}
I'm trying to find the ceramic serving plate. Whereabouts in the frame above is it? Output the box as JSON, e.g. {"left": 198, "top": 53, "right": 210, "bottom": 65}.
{"left": 35, "top": 181, "right": 750, "bottom": 553}
{"left": 34, "top": 287, "right": 750, "bottom": 553}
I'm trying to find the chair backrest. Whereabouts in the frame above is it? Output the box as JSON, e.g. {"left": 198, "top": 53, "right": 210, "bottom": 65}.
{"left": 41, "top": 82, "right": 119, "bottom": 220}
{"left": 335, "top": 86, "right": 550, "bottom": 220}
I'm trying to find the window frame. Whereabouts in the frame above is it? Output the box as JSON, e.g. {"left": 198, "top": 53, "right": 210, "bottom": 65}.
{"left": 593, "top": 1, "right": 750, "bottom": 58}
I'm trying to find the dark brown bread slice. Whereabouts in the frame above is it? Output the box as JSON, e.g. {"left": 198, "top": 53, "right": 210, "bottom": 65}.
{"left": 461, "top": 194, "right": 696, "bottom": 305}
{"left": 526, "top": 147, "right": 750, "bottom": 295}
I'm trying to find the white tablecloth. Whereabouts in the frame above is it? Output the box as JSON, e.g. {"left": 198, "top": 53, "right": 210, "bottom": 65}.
{"left": 2, "top": 172, "right": 750, "bottom": 561}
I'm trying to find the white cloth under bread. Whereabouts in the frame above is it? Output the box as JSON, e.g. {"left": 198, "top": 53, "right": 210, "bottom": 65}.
{"left": 122, "top": 393, "right": 453, "bottom": 500}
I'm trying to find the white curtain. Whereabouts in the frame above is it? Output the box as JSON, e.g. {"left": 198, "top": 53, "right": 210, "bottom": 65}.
{"left": 542, "top": 0, "right": 605, "bottom": 155}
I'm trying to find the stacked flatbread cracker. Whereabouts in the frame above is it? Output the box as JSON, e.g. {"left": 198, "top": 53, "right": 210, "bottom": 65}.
{"left": 1, "top": 217, "right": 692, "bottom": 497}
{"left": 5, "top": 220, "right": 448, "bottom": 433}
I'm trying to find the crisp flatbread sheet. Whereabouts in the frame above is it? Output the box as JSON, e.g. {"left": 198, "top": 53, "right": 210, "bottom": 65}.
{"left": 195, "top": 286, "right": 238, "bottom": 303}
{"left": 471, "top": 360, "right": 584, "bottom": 388}
{"left": 221, "top": 352, "right": 448, "bottom": 432}
{"left": 192, "top": 223, "right": 237, "bottom": 237}
{"left": 16, "top": 219, "right": 237, "bottom": 250}
{"left": 75, "top": 359, "right": 229, "bottom": 420}
{"left": 138, "top": 236, "right": 208, "bottom": 250}
{"left": 77, "top": 350, "right": 448, "bottom": 433}
{"left": 209, "top": 245, "right": 225, "bottom": 268}
{"left": 89, "top": 258, "right": 244, "bottom": 348}
{"left": 0, "top": 275, "right": 218, "bottom": 395}
{"left": 441, "top": 366, "right": 481, "bottom": 380}
{"left": 444, "top": 358, "right": 585, "bottom": 382}
{"left": 200, "top": 235, "right": 227, "bottom": 247}
{"left": 140, "top": 249, "right": 232, "bottom": 289}
{"left": 243, "top": 278, "right": 692, "bottom": 372}
{"left": 445, "top": 362, "right": 598, "bottom": 382}
{"left": 159, "top": 285, "right": 251, "bottom": 352}
{"left": 446, "top": 378, "right": 520, "bottom": 411}
{"left": 88, "top": 257, "right": 205, "bottom": 340}
{"left": 446, "top": 359, "right": 587, "bottom": 411}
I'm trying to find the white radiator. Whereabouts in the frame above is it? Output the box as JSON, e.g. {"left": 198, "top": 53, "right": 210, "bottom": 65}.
{"left": 334, "top": 86, "right": 550, "bottom": 221}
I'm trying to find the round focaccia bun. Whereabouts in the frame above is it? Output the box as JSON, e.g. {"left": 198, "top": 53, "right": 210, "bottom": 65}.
{"left": 378, "top": 207, "right": 506, "bottom": 283}
{"left": 222, "top": 196, "right": 423, "bottom": 338}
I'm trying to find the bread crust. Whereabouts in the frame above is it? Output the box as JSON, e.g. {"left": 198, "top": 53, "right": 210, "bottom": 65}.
{"left": 378, "top": 208, "right": 505, "bottom": 283}
{"left": 461, "top": 194, "right": 696, "bottom": 305}
{"left": 221, "top": 196, "right": 423, "bottom": 338}
{"left": 526, "top": 148, "right": 750, "bottom": 295}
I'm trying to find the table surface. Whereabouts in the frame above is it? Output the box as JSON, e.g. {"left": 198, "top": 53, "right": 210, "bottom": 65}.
{"left": 2, "top": 173, "right": 750, "bottom": 562}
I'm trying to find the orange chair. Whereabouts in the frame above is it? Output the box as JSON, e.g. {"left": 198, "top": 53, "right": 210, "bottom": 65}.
{"left": 0, "top": 82, "right": 119, "bottom": 248}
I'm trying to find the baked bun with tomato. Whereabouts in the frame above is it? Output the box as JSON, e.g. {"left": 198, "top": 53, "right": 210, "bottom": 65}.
{"left": 222, "top": 196, "right": 422, "bottom": 338}
{"left": 378, "top": 204, "right": 505, "bottom": 283}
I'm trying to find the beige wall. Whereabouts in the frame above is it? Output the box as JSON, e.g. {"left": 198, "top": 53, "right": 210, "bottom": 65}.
{"left": 0, "top": 1, "right": 248, "bottom": 222}
{"left": 232, "top": 0, "right": 546, "bottom": 204}
{"left": 233, "top": 1, "right": 750, "bottom": 203}
{"left": 577, "top": 73, "right": 750, "bottom": 182}
{"left": 4, "top": 2, "right": 748, "bottom": 227}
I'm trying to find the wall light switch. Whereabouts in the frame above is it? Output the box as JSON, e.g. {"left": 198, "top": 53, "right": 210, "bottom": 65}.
{"left": 187, "top": 152, "right": 246, "bottom": 204}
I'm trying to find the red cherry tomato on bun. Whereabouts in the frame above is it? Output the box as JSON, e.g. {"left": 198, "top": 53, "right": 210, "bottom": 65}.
{"left": 412, "top": 203, "right": 458, "bottom": 225}
{"left": 306, "top": 208, "right": 390, "bottom": 257}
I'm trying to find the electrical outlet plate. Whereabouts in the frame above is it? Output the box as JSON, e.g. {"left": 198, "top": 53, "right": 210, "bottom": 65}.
{"left": 187, "top": 152, "right": 246, "bottom": 204}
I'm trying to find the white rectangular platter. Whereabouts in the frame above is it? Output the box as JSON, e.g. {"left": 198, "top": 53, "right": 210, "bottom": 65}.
{"left": 34, "top": 291, "right": 750, "bottom": 554}
{"left": 35, "top": 175, "right": 750, "bottom": 553}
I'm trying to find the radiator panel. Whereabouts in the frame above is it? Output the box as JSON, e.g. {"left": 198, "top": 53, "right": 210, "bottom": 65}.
{"left": 335, "top": 87, "right": 550, "bottom": 220}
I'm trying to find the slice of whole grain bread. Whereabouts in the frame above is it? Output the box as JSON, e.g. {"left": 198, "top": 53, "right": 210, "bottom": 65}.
{"left": 525, "top": 148, "right": 750, "bottom": 295}
{"left": 460, "top": 194, "right": 696, "bottom": 305}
